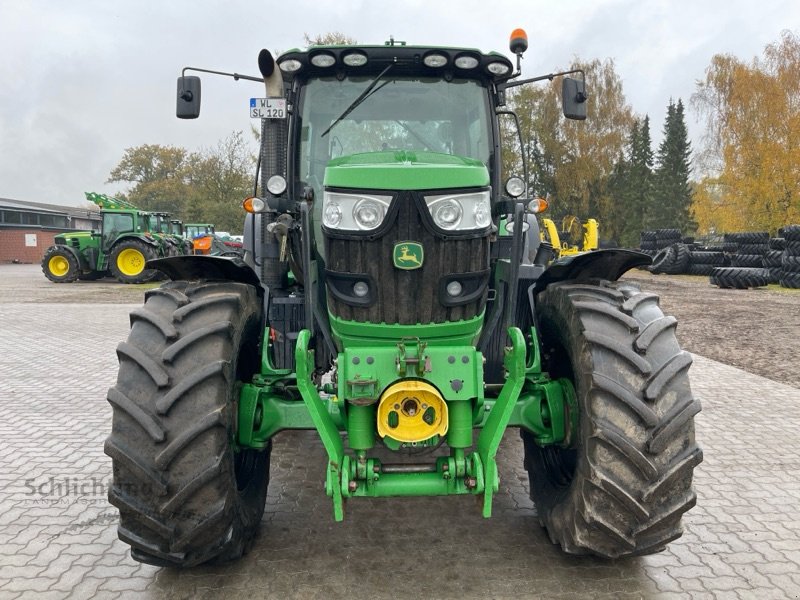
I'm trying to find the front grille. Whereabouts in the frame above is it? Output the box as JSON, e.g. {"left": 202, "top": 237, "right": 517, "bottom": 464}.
{"left": 324, "top": 191, "right": 490, "bottom": 324}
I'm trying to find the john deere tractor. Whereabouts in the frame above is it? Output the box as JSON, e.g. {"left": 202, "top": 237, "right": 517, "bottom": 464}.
{"left": 105, "top": 31, "right": 701, "bottom": 567}
{"left": 42, "top": 193, "right": 170, "bottom": 284}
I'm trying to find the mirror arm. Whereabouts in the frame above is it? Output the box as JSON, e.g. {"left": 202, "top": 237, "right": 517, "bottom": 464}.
{"left": 499, "top": 68, "right": 585, "bottom": 91}
{"left": 181, "top": 66, "right": 263, "bottom": 84}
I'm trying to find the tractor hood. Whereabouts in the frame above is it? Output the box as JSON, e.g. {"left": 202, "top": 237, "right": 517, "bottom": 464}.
{"left": 55, "top": 230, "right": 94, "bottom": 243}
{"left": 323, "top": 151, "right": 489, "bottom": 191}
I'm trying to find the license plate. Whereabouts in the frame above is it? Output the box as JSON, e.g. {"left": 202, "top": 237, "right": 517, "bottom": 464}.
{"left": 250, "top": 97, "right": 287, "bottom": 119}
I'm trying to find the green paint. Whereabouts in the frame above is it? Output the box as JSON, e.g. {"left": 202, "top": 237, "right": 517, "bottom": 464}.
{"left": 295, "top": 329, "right": 345, "bottom": 521}
{"left": 393, "top": 241, "right": 424, "bottom": 270}
{"left": 337, "top": 344, "right": 483, "bottom": 405}
{"left": 323, "top": 151, "right": 489, "bottom": 190}
{"left": 476, "top": 326, "right": 526, "bottom": 518}
{"left": 328, "top": 312, "right": 484, "bottom": 347}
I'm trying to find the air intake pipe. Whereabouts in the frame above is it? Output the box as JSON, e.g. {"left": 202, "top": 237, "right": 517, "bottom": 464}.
{"left": 256, "top": 49, "right": 289, "bottom": 288}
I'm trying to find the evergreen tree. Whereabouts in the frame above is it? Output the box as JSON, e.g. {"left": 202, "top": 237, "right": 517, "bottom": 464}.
{"left": 652, "top": 99, "right": 695, "bottom": 232}
{"left": 614, "top": 117, "right": 654, "bottom": 246}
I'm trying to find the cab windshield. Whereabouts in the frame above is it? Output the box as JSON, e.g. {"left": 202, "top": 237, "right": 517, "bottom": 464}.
{"left": 297, "top": 76, "right": 492, "bottom": 193}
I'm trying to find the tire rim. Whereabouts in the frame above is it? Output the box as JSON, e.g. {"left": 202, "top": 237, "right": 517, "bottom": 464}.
{"left": 117, "top": 248, "right": 146, "bottom": 276}
{"left": 48, "top": 255, "right": 70, "bottom": 277}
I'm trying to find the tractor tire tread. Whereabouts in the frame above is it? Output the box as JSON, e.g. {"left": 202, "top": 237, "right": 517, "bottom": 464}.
{"left": 524, "top": 280, "right": 701, "bottom": 558}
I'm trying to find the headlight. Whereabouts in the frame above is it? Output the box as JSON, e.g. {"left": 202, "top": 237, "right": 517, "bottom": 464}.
{"left": 353, "top": 198, "right": 386, "bottom": 230}
{"left": 323, "top": 201, "right": 342, "bottom": 228}
{"left": 266, "top": 175, "right": 287, "bottom": 195}
{"left": 322, "top": 191, "right": 392, "bottom": 231}
{"left": 431, "top": 199, "right": 462, "bottom": 230}
{"left": 424, "top": 190, "right": 491, "bottom": 231}
{"left": 505, "top": 177, "right": 525, "bottom": 198}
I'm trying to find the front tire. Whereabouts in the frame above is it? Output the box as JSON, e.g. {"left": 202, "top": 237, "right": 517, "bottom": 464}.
{"left": 105, "top": 280, "right": 270, "bottom": 567}
{"left": 42, "top": 246, "right": 79, "bottom": 283}
{"left": 110, "top": 240, "right": 158, "bottom": 284}
{"left": 523, "top": 279, "right": 702, "bottom": 558}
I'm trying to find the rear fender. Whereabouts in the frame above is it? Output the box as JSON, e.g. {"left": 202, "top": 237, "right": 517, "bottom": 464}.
{"left": 146, "top": 255, "right": 262, "bottom": 288}
{"left": 533, "top": 249, "right": 651, "bottom": 295}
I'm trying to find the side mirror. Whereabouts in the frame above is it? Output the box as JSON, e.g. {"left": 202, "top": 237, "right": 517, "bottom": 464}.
{"left": 176, "top": 76, "right": 201, "bottom": 119}
{"left": 562, "top": 77, "right": 587, "bottom": 121}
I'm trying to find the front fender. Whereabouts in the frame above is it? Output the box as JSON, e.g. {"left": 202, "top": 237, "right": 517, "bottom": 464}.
{"left": 146, "top": 255, "right": 262, "bottom": 288}
{"left": 533, "top": 249, "right": 651, "bottom": 295}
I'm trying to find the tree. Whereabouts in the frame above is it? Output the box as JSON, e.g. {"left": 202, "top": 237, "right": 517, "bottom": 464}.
{"left": 611, "top": 116, "right": 655, "bottom": 246}
{"left": 107, "top": 144, "right": 193, "bottom": 215}
{"left": 304, "top": 32, "right": 357, "bottom": 46}
{"left": 692, "top": 31, "right": 800, "bottom": 233}
{"left": 503, "top": 58, "right": 635, "bottom": 237}
{"left": 650, "top": 99, "right": 695, "bottom": 233}
{"left": 108, "top": 132, "right": 256, "bottom": 234}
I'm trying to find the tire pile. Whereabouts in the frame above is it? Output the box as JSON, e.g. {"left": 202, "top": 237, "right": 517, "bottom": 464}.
{"left": 638, "top": 226, "right": 800, "bottom": 289}
{"left": 778, "top": 225, "right": 800, "bottom": 289}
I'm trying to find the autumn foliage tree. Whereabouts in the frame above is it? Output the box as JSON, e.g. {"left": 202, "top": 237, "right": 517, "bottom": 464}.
{"left": 692, "top": 30, "right": 800, "bottom": 234}
{"left": 503, "top": 58, "right": 635, "bottom": 242}
{"left": 108, "top": 132, "right": 255, "bottom": 234}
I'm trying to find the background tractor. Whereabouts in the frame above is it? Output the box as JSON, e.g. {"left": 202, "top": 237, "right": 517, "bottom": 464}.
{"left": 42, "top": 192, "right": 170, "bottom": 284}
{"left": 105, "top": 30, "right": 701, "bottom": 567}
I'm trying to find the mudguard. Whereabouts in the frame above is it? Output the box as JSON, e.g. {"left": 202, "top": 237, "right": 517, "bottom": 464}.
{"left": 533, "top": 249, "right": 651, "bottom": 295}
{"left": 147, "top": 255, "right": 262, "bottom": 288}
{"left": 49, "top": 244, "right": 87, "bottom": 269}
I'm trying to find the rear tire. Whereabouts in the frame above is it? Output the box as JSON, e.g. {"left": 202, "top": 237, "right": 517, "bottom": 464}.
{"left": 105, "top": 280, "right": 270, "bottom": 567}
{"left": 42, "top": 246, "right": 79, "bottom": 283}
{"left": 523, "top": 279, "right": 702, "bottom": 558}
{"left": 110, "top": 240, "right": 159, "bottom": 284}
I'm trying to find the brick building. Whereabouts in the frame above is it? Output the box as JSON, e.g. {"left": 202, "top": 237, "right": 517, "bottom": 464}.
{"left": 0, "top": 198, "right": 100, "bottom": 264}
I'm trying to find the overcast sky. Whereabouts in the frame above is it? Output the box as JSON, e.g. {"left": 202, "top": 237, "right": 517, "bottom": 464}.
{"left": 1, "top": 0, "right": 797, "bottom": 207}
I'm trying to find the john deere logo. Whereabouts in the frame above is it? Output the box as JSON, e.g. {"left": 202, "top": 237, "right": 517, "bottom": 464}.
{"left": 393, "top": 242, "right": 424, "bottom": 270}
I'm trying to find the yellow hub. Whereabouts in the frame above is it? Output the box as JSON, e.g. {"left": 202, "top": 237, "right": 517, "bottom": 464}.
{"left": 48, "top": 255, "right": 70, "bottom": 277}
{"left": 376, "top": 380, "right": 448, "bottom": 443}
{"left": 116, "top": 248, "right": 146, "bottom": 277}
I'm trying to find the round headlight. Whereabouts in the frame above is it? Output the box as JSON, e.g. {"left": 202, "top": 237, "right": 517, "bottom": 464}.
{"left": 446, "top": 281, "right": 463, "bottom": 297}
{"left": 423, "top": 53, "right": 448, "bottom": 68}
{"left": 505, "top": 177, "right": 525, "bottom": 198}
{"left": 343, "top": 52, "right": 368, "bottom": 67}
{"left": 353, "top": 281, "right": 369, "bottom": 297}
{"left": 310, "top": 53, "right": 336, "bottom": 68}
{"left": 323, "top": 201, "right": 342, "bottom": 228}
{"left": 266, "top": 175, "right": 287, "bottom": 195}
{"left": 473, "top": 200, "right": 491, "bottom": 228}
{"left": 486, "top": 61, "right": 511, "bottom": 76}
{"left": 505, "top": 220, "right": 530, "bottom": 234}
{"left": 454, "top": 55, "right": 479, "bottom": 69}
{"left": 353, "top": 198, "right": 385, "bottom": 230}
{"left": 432, "top": 199, "right": 463, "bottom": 230}
{"left": 278, "top": 59, "right": 303, "bottom": 73}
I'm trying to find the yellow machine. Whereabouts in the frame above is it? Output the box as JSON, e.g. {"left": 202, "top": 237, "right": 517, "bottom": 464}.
{"left": 541, "top": 216, "right": 599, "bottom": 258}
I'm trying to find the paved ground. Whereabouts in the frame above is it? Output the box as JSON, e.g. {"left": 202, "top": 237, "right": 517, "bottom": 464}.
{"left": 1, "top": 265, "right": 800, "bottom": 598}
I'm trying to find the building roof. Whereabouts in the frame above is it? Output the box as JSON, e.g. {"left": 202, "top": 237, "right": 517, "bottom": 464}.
{"left": 0, "top": 197, "right": 99, "bottom": 219}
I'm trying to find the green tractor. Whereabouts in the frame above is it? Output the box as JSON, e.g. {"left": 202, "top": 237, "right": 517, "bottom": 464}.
{"left": 152, "top": 212, "right": 189, "bottom": 257}
{"left": 42, "top": 192, "right": 167, "bottom": 284}
{"left": 105, "top": 31, "right": 701, "bottom": 567}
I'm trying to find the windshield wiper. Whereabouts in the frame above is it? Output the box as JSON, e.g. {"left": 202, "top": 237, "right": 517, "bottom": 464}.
{"left": 321, "top": 63, "right": 394, "bottom": 138}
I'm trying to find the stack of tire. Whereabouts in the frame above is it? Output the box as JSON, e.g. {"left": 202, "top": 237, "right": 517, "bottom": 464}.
{"left": 779, "top": 225, "right": 800, "bottom": 288}
{"left": 639, "top": 228, "right": 683, "bottom": 256}
{"left": 710, "top": 232, "right": 770, "bottom": 289}
{"left": 685, "top": 247, "right": 726, "bottom": 276}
